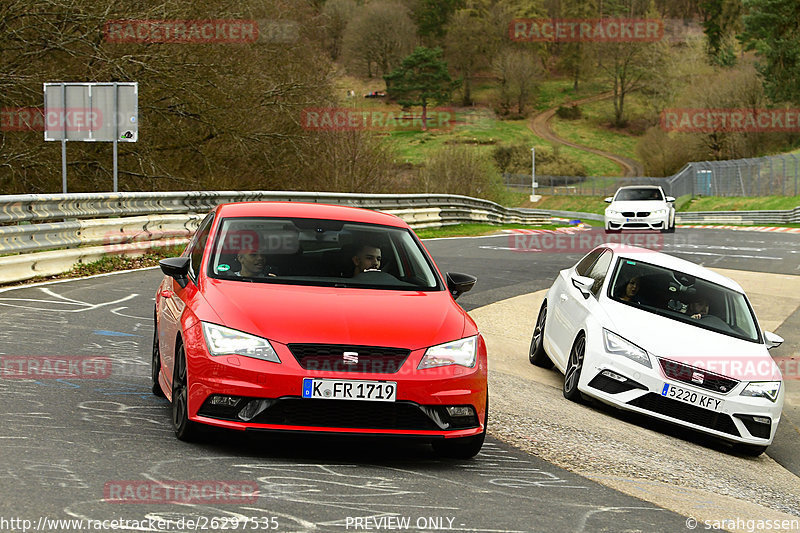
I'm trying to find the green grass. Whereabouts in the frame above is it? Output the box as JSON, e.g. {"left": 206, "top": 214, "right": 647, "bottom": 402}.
{"left": 389, "top": 118, "right": 621, "bottom": 177}
{"left": 550, "top": 101, "right": 641, "bottom": 163}
{"left": 521, "top": 194, "right": 800, "bottom": 214}
{"left": 534, "top": 79, "right": 607, "bottom": 111}
{"left": 415, "top": 222, "right": 566, "bottom": 239}
{"left": 523, "top": 195, "right": 608, "bottom": 214}
{"left": 681, "top": 196, "right": 800, "bottom": 211}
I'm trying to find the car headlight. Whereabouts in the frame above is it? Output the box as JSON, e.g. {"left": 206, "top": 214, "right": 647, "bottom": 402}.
{"left": 603, "top": 329, "right": 651, "bottom": 368}
{"left": 740, "top": 381, "right": 781, "bottom": 402}
{"left": 201, "top": 322, "right": 280, "bottom": 363}
{"left": 418, "top": 336, "right": 477, "bottom": 369}
{"left": 606, "top": 209, "right": 618, "bottom": 216}
{"left": 652, "top": 209, "right": 667, "bottom": 215}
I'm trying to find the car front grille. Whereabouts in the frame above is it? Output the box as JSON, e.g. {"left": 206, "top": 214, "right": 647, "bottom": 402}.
{"left": 628, "top": 393, "right": 739, "bottom": 436}
{"left": 288, "top": 344, "right": 410, "bottom": 373}
{"left": 621, "top": 211, "right": 635, "bottom": 217}
{"left": 637, "top": 211, "right": 651, "bottom": 217}
{"left": 658, "top": 358, "right": 739, "bottom": 394}
{"left": 198, "top": 397, "right": 478, "bottom": 431}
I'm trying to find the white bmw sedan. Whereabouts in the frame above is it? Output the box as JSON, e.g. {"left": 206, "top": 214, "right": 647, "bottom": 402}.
{"left": 529, "top": 244, "right": 784, "bottom": 455}
{"left": 604, "top": 185, "right": 675, "bottom": 233}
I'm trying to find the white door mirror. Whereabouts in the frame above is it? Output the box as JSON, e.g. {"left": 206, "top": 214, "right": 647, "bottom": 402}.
{"left": 604, "top": 197, "right": 613, "bottom": 203}
{"left": 764, "top": 331, "right": 784, "bottom": 350}
{"left": 571, "top": 275, "right": 595, "bottom": 298}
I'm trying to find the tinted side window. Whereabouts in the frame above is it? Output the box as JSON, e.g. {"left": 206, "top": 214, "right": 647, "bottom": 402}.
{"left": 586, "top": 250, "right": 612, "bottom": 296}
{"left": 575, "top": 249, "right": 603, "bottom": 276}
{"left": 188, "top": 213, "right": 214, "bottom": 281}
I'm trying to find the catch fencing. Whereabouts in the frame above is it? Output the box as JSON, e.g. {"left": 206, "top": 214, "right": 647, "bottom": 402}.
{"left": 504, "top": 152, "right": 800, "bottom": 198}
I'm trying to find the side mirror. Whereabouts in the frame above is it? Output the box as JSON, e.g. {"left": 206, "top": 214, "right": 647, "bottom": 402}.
{"left": 604, "top": 197, "right": 613, "bottom": 203}
{"left": 665, "top": 196, "right": 676, "bottom": 203}
{"left": 160, "top": 257, "right": 190, "bottom": 288}
{"left": 446, "top": 272, "right": 477, "bottom": 300}
{"left": 571, "top": 275, "right": 595, "bottom": 299}
{"left": 765, "top": 331, "right": 784, "bottom": 350}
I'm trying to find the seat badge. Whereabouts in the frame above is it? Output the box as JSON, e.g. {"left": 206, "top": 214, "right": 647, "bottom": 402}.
{"left": 343, "top": 352, "right": 359, "bottom": 365}
{"left": 691, "top": 372, "right": 705, "bottom": 385}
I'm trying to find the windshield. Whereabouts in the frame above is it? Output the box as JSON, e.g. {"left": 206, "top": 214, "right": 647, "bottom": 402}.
{"left": 608, "top": 258, "right": 761, "bottom": 343}
{"left": 207, "top": 217, "right": 441, "bottom": 291}
{"left": 614, "top": 188, "right": 664, "bottom": 202}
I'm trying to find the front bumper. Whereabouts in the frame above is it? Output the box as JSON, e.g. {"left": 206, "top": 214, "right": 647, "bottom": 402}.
{"left": 577, "top": 336, "right": 783, "bottom": 445}
{"left": 181, "top": 324, "right": 488, "bottom": 438}
{"left": 605, "top": 213, "right": 669, "bottom": 231}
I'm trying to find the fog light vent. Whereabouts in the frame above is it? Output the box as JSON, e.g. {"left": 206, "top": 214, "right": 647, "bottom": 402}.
{"left": 210, "top": 395, "right": 241, "bottom": 407}
{"left": 446, "top": 406, "right": 475, "bottom": 418}
{"left": 753, "top": 416, "right": 771, "bottom": 425}
{"left": 601, "top": 370, "right": 627, "bottom": 383}
{"left": 237, "top": 399, "right": 275, "bottom": 421}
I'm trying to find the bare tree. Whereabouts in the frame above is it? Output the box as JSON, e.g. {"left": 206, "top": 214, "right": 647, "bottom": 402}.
{"left": 341, "top": 1, "right": 417, "bottom": 78}
{"left": 321, "top": 0, "right": 357, "bottom": 61}
{"left": 0, "top": 0, "right": 340, "bottom": 193}
{"left": 492, "top": 46, "right": 542, "bottom": 116}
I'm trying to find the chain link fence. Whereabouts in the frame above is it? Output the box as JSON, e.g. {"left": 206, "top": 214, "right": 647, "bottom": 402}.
{"left": 504, "top": 152, "right": 800, "bottom": 198}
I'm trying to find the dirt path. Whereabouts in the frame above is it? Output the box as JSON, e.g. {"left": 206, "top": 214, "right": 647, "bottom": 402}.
{"left": 529, "top": 91, "right": 645, "bottom": 177}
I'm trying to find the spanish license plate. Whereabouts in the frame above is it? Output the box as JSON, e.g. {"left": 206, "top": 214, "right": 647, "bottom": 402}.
{"left": 661, "top": 383, "right": 723, "bottom": 411}
{"left": 302, "top": 378, "right": 397, "bottom": 402}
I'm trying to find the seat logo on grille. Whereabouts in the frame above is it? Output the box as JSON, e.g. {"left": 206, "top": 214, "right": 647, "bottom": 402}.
{"left": 343, "top": 351, "right": 359, "bottom": 365}
{"left": 691, "top": 371, "right": 705, "bottom": 384}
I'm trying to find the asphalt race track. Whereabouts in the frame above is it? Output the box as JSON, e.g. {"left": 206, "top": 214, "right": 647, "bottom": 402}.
{"left": 0, "top": 227, "right": 797, "bottom": 532}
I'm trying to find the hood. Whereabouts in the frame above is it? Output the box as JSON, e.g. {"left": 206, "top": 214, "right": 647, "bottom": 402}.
{"left": 200, "top": 279, "right": 469, "bottom": 350}
{"left": 608, "top": 200, "right": 668, "bottom": 212}
{"left": 603, "top": 302, "right": 778, "bottom": 381}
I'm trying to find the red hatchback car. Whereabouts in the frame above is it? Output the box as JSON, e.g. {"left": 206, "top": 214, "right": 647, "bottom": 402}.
{"left": 153, "top": 202, "right": 488, "bottom": 458}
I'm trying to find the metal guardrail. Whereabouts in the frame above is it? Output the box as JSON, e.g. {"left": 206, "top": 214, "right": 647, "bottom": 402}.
{"left": 0, "top": 191, "right": 551, "bottom": 284}
{"left": 675, "top": 207, "right": 800, "bottom": 225}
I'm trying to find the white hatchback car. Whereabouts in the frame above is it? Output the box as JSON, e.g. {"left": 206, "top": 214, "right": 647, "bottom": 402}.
{"left": 604, "top": 185, "right": 675, "bottom": 233}
{"left": 529, "top": 244, "right": 784, "bottom": 455}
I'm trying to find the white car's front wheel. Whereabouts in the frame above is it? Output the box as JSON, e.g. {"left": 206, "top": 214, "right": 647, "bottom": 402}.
{"left": 563, "top": 334, "right": 586, "bottom": 401}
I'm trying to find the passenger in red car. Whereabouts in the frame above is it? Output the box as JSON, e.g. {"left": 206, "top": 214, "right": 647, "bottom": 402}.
{"left": 236, "top": 248, "right": 276, "bottom": 277}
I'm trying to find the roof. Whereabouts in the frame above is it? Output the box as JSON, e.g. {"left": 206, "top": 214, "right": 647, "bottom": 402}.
{"left": 213, "top": 202, "right": 409, "bottom": 228}
{"left": 603, "top": 243, "right": 744, "bottom": 292}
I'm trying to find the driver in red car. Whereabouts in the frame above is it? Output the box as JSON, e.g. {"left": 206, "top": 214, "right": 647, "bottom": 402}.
{"left": 352, "top": 243, "right": 381, "bottom": 276}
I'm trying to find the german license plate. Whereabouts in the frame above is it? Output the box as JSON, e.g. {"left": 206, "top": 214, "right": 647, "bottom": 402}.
{"left": 302, "top": 378, "right": 396, "bottom": 402}
{"left": 626, "top": 218, "right": 645, "bottom": 222}
{"left": 661, "top": 383, "right": 723, "bottom": 411}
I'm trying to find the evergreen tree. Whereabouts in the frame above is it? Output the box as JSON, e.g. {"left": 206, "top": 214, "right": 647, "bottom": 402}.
{"left": 384, "top": 47, "right": 460, "bottom": 130}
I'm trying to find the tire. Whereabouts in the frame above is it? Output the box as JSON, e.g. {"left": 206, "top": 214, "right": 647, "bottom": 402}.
{"left": 151, "top": 322, "right": 165, "bottom": 397}
{"left": 433, "top": 397, "right": 488, "bottom": 459}
{"left": 563, "top": 334, "right": 586, "bottom": 401}
{"left": 172, "top": 344, "right": 202, "bottom": 441}
{"left": 529, "top": 302, "right": 553, "bottom": 368}
{"left": 734, "top": 444, "right": 767, "bottom": 457}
